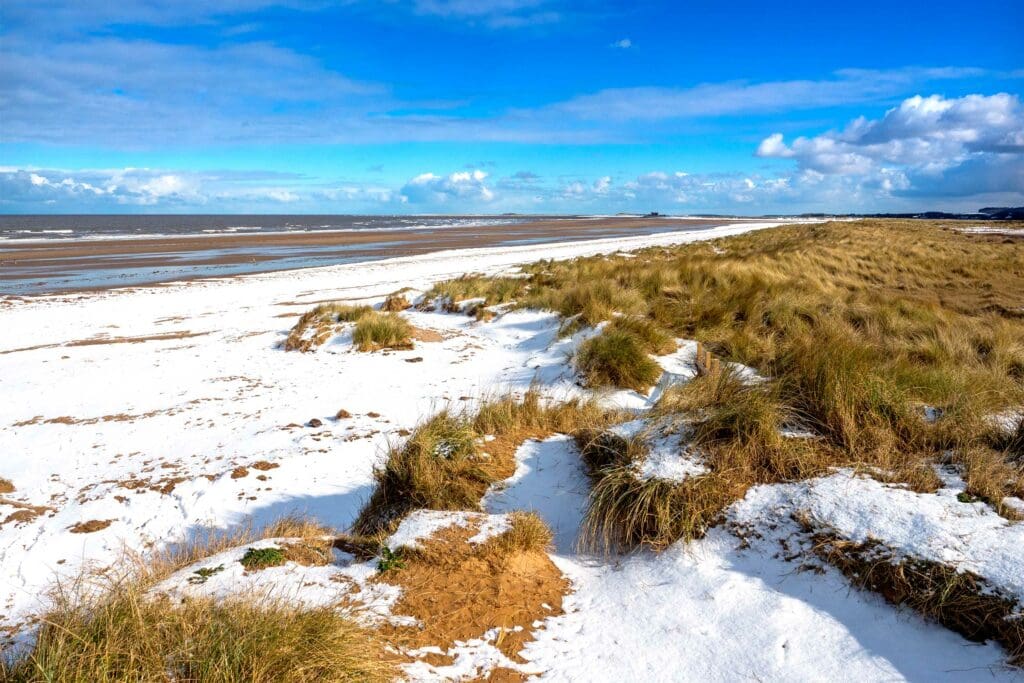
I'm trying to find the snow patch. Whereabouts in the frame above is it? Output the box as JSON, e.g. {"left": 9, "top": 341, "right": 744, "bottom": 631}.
{"left": 385, "top": 510, "right": 511, "bottom": 550}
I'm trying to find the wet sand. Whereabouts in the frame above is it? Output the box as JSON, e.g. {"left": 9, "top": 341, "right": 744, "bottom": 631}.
{"left": 1, "top": 216, "right": 749, "bottom": 295}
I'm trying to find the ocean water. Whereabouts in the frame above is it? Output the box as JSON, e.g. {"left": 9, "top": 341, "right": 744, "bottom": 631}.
{"left": 0, "top": 214, "right": 724, "bottom": 294}
{"left": 0, "top": 215, "right": 549, "bottom": 241}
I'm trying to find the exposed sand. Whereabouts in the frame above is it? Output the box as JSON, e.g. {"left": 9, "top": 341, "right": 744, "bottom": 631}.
{"left": 0, "top": 217, "right": 749, "bottom": 294}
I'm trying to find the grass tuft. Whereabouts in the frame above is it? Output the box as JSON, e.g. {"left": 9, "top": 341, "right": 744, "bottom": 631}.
{"left": 355, "top": 391, "right": 622, "bottom": 536}
{"left": 806, "top": 523, "right": 1024, "bottom": 664}
{"left": 353, "top": 411, "right": 486, "bottom": 535}
{"left": 1, "top": 515, "right": 392, "bottom": 681}
{"left": 284, "top": 303, "right": 373, "bottom": 352}
{"left": 239, "top": 546, "right": 286, "bottom": 570}
{"left": 381, "top": 294, "right": 411, "bottom": 312}
{"left": 352, "top": 311, "right": 413, "bottom": 352}
{"left": 1, "top": 587, "right": 392, "bottom": 682}
{"left": 576, "top": 329, "right": 662, "bottom": 392}
{"left": 605, "top": 316, "right": 676, "bottom": 355}
{"left": 482, "top": 511, "right": 553, "bottom": 561}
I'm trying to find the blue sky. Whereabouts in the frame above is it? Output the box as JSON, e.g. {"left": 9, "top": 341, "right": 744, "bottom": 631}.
{"left": 1, "top": 0, "right": 1022, "bottom": 214}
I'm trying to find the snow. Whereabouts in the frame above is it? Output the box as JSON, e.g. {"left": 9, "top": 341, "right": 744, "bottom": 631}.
{"left": 732, "top": 467, "right": 1024, "bottom": 604}
{"left": 385, "top": 510, "right": 510, "bottom": 550}
{"left": 403, "top": 627, "right": 541, "bottom": 681}
{"left": 634, "top": 431, "right": 708, "bottom": 482}
{"left": 1, "top": 221, "right": 787, "bottom": 638}
{"left": 610, "top": 417, "right": 709, "bottom": 483}
{"left": 149, "top": 538, "right": 411, "bottom": 625}
{"left": 485, "top": 436, "right": 1020, "bottom": 681}
{"left": 483, "top": 435, "right": 589, "bottom": 553}
{"left": 3, "top": 218, "right": 1023, "bottom": 679}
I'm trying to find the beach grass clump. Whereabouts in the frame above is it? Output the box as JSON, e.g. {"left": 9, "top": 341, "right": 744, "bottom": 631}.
{"left": 381, "top": 294, "right": 411, "bottom": 312}
{"left": 1, "top": 514, "right": 392, "bottom": 682}
{"left": 604, "top": 316, "right": 676, "bottom": 355}
{"left": 575, "top": 329, "right": 662, "bottom": 392}
{"left": 424, "top": 274, "right": 529, "bottom": 311}
{"left": 284, "top": 303, "right": 374, "bottom": 352}
{"left": 354, "top": 411, "right": 488, "bottom": 535}
{"left": 352, "top": 311, "right": 413, "bottom": 352}
{"left": 355, "top": 391, "right": 623, "bottom": 536}
{"left": 806, "top": 525, "right": 1024, "bottom": 664}
{"left": 580, "top": 370, "right": 835, "bottom": 553}
{"left": 1, "top": 587, "right": 392, "bottom": 682}
{"left": 951, "top": 446, "right": 1024, "bottom": 519}
{"left": 491, "top": 511, "right": 553, "bottom": 555}
{"left": 581, "top": 465, "right": 741, "bottom": 552}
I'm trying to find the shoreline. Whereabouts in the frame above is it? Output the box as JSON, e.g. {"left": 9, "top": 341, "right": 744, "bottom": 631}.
{"left": 1, "top": 217, "right": 754, "bottom": 295}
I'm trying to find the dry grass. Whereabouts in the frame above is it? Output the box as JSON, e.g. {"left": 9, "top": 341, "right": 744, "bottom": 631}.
{"left": 1, "top": 589, "right": 392, "bottom": 682}
{"left": 575, "top": 329, "right": 663, "bottom": 392}
{"left": 351, "top": 311, "right": 413, "bottom": 352}
{"left": 423, "top": 221, "right": 1024, "bottom": 529}
{"left": 284, "top": 303, "right": 372, "bottom": 352}
{"left": 0, "top": 478, "right": 14, "bottom": 494}
{"left": 381, "top": 293, "right": 411, "bottom": 312}
{"left": 805, "top": 522, "right": 1024, "bottom": 664}
{"left": 481, "top": 511, "right": 554, "bottom": 562}
{"left": 353, "top": 410, "right": 484, "bottom": 535}
{"left": 354, "top": 391, "right": 623, "bottom": 536}
{"left": 424, "top": 274, "right": 529, "bottom": 310}
{"left": 605, "top": 316, "right": 676, "bottom": 355}
{"left": 1, "top": 515, "right": 392, "bottom": 682}
{"left": 951, "top": 446, "right": 1024, "bottom": 520}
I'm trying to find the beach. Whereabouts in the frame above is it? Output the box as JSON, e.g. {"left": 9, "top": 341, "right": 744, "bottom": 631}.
{"left": 5, "top": 217, "right": 1023, "bottom": 681}
{"left": 0, "top": 216, "right": 752, "bottom": 295}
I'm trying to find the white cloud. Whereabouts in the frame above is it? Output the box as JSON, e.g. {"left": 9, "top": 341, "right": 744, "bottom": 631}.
{"left": 611, "top": 38, "right": 631, "bottom": 49}
{"left": 400, "top": 169, "right": 495, "bottom": 204}
{"left": 551, "top": 68, "right": 991, "bottom": 121}
{"left": 755, "top": 133, "right": 793, "bottom": 158}
{"left": 756, "top": 93, "right": 1024, "bottom": 196}
{"left": 0, "top": 167, "right": 327, "bottom": 209}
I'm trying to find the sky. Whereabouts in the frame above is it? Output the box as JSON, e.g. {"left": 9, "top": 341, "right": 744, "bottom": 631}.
{"left": 0, "top": 0, "right": 1022, "bottom": 215}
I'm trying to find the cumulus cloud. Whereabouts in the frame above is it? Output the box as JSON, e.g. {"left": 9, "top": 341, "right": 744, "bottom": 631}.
{"left": 611, "top": 38, "right": 632, "bottom": 49}
{"left": 0, "top": 167, "right": 319, "bottom": 210}
{"left": 400, "top": 170, "right": 495, "bottom": 204}
{"left": 756, "top": 93, "right": 1024, "bottom": 197}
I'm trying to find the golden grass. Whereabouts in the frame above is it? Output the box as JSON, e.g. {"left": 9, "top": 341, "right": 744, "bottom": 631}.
{"left": 351, "top": 311, "right": 413, "bottom": 352}
{"left": 1, "top": 515, "right": 392, "bottom": 682}
{"left": 284, "top": 303, "right": 372, "bottom": 352}
{"left": 481, "top": 511, "right": 554, "bottom": 561}
{"left": 354, "top": 391, "right": 624, "bottom": 536}
{"left": 805, "top": 521, "right": 1024, "bottom": 664}
{"left": 2, "top": 589, "right": 392, "bottom": 682}
{"left": 420, "top": 220, "right": 1024, "bottom": 525}
{"left": 575, "top": 329, "right": 663, "bottom": 392}
{"left": 381, "top": 293, "right": 411, "bottom": 312}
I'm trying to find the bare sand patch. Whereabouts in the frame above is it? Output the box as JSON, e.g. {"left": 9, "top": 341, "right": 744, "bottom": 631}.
{"left": 377, "top": 523, "right": 567, "bottom": 674}
{"left": 69, "top": 519, "right": 113, "bottom": 534}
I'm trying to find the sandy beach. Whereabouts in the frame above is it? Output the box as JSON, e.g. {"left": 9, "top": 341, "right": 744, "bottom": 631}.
{"left": 4, "top": 218, "right": 1023, "bottom": 681}
{"left": 0, "top": 216, "right": 750, "bottom": 295}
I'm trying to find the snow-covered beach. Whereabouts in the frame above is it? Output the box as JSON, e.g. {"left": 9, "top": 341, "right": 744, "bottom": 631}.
{"left": 2, "top": 219, "right": 1021, "bottom": 680}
